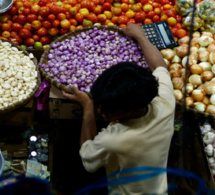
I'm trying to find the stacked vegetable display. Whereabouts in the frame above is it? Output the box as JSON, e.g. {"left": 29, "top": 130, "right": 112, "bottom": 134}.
{"left": 161, "top": 31, "right": 215, "bottom": 115}
{"left": 0, "top": 0, "right": 187, "bottom": 49}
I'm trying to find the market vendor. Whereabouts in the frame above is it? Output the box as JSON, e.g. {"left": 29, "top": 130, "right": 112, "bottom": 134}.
{"left": 62, "top": 23, "right": 175, "bottom": 194}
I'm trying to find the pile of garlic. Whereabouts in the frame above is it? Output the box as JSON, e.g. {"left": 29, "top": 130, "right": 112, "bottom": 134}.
{"left": 201, "top": 122, "right": 215, "bottom": 177}
{"left": 160, "top": 31, "right": 215, "bottom": 115}
{"left": 0, "top": 40, "right": 38, "bottom": 110}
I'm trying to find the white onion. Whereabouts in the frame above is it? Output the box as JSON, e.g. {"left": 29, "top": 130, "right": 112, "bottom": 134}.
{"left": 193, "top": 102, "right": 206, "bottom": 112}
{"left": 190, "top": 64, "right": 203, "bottom": 74}
{"left": 198, "top": 36, "right": 213, "bottom": 47}
{"left": 172, "top": 77, "right": 184, "bottom": 89}
{"left": 182, "top": 83, "right": 194, "bottom": 94}
{"left": 210, "top": 94, "right": 215, "bottom": 105}
{"left": 171, "top": 55, "right": 181, "bottom": 63}
{"left": 169, "top": 63, "right": 182, "bottom": 71}
{"left": 188, "top": 74, "right": 202, "bottom": 86}
{"left": 174, "top": 89, "right": 183, "bottom": 101}
{"left": 207, "top": 43, "right": 215, "bottom": 52}
{"left": 204, "top": 81, "right": 215, "bottom": 95}
{"left": 199, "top": 62, "right": 212, "bottom": 71}
{"left": 160, "top": 49, "right": 175, "bottom": 61}
{"left": 206, "top": 104, "right": 215, "bottom": 115}
{"left": 185, "top": 96, "right": 194, "bottom": 107}
{"left": 202, "top": 96, "right": 210, "bottom": 106}
{"left": 198, "top": 50, "right": 209, "bottom": 62}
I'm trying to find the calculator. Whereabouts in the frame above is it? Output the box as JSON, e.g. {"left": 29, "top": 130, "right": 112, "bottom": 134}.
{"left": 141, "top": 21, "right": 177, "bottom": 49}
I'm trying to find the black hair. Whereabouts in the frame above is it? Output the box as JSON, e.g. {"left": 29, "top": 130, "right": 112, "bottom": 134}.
{"left": 0, "top": 175, "right": 53, "bottom": 195}
{"left": 90, "top": 62, "right": 159, "bottom": 114}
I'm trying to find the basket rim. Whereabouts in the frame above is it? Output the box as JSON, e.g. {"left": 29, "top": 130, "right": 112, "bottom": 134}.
{"left": 38, "top": 25, "right": 123, "bottom": 94}
{"left": 0, "top": 39, "right": 41, "bottom": 114}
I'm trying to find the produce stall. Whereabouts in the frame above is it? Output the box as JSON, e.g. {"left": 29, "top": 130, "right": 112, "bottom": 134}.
{"left": 0, "top": 0, "right": 215, "bottom": 194}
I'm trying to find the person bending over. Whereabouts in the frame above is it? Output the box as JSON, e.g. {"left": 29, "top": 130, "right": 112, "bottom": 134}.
{"left": 62, "top": 23, "right": 175, "bottom": 195}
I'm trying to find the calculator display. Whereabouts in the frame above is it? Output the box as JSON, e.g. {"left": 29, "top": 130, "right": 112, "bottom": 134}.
{"left": 157, "top": 24, "right": 171, "bottom": 45}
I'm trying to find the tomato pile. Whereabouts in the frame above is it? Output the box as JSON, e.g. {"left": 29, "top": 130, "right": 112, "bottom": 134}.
{"left": 0, "top": 0, "right": 188, "bottom": 49}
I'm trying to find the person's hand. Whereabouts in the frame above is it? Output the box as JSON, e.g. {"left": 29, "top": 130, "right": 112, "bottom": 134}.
{"left": 121, "top": 23, "right": 146, "bottom": 41}
{"left": 62, "top": 85, "right": 93, "bottom": 108}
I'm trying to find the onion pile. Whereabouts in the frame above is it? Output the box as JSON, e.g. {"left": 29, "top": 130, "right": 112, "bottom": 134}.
{"left": 161, "top": 31, "right": 215, "bottom": 115}
{"left": 41, "top": 27, "right": 148, "bottom": 92}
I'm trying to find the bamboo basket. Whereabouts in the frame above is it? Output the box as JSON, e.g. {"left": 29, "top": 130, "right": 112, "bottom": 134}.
{"left": 0, "top": 39, "right": 41, "bottom": 114}
{"left": 39, "top": 25, "right": 123, "bottom": 94}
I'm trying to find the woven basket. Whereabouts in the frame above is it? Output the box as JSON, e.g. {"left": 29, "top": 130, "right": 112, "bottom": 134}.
{"left": 39, "top": 25, "right": 123, "bottom": 94}
{"left": 0, "top": 39, "right": 41, "bottom": 114}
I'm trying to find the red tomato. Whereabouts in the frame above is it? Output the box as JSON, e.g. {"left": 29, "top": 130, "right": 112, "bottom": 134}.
{"left": 24, "top": 37, "right": 35, "bottom": 46}
{"left": 38, "top": 0, "right": 48, "bottom": 6}
{"left": 42, "top": 21, "right": 51, "bottom": 29}
{"left": 27, "top": 14, "right": 37, "bottom": 22}
{"left": 165, "top": 9, "right": 176, "bottom": 17}
{"left": 171, "top": 27, "right": 177, "bottom": 36}
{"left": 93, "top": 5, "right": 103, "bottom": 15}
{"left": 97, "top": 14, "right": 107, "bottom": 22}
{"left": 47, "top": 14, "right": 56, "bottom": 22}
{"left": 48, "top": 27, "right": 59, "bottom": 36}
{"left": 127, "top": 18, "right": 136, "bottom": 24}
{"left": 80, "top": 0, "right": 88, "bottom": 8}
{"left": 141, "top": 0, "right": 148, "bottom": 4}
{"left": 147, "top": 11, "right": 155, "bottom": 18}
{"left": 52, "top": 20, "right": 60, "bottom": 27}
{"left": 154, "top": 7, "right": 161, "bottom": 15}
{"left": 103, "top": 2, "right": 112, "bottom": 10}
{"left": 75, "top": 13, "right": 84, "bottom": 22}
{"left": 69, "top": 18, "right": 77, "bottom": 26}
{"left": 10, "top": 31, "right": 18, "bottom": 38}
{"left": 88, "top": 2, "right": 95, "bottom": 11}
{"left": 161, "top": 0, "right": 170, "bottom": 4}
{"left": 105, "top": 0, "right": 113, "bottom": 3}
{"left": 1, "top": 23, "right": 11, "bottom": 31}
{"left": 67, "top": 0, "right": 77, "bottom": 6}
{"left": 59, "top": 7, "right": 67, "bottom": 13}
{"left": 59, "top": 28, "right": 69, "bottom": 35}
{"left": 13, "top": 35, "right": 22, "bottom": 44}
{"left": 65, "top": 11, "right": 72, "bottom": 19}
{"left": 50, "top": 5, "right": 60, "bottom": 15}
{"left": 37, "top": 27, "right": 48, "bottom": 36}
{"left": 19, "top": 28, "right": 32, "bottom": 39}
{"left": 40, "top": 36, "right": 50, "bottom": 45}
{"left": 151, "top": 2, "right": 161, "bottom": 8}
{"left": 144, "top": 18, "right": 153, "bottom": 24}
{"left": 8, "top": 6, "right": 18, "bottom": 15}
{"left": 87, "top": 13, "right": 98, "bottom": 23}
{"left": 111, "top": 7, "right": 122, "bottom": 16}
{"left": 175, "top": 14, "right": 182, "bottom": 23}
{"left": 23, "top": 22, "right": 32, "bottom": 30}
{"left": 174, "top": 23, "right": 182, "bottom": 29}
{"left": 176, "top": 29, "right": 186, "bottom": 38}
{"left": 92, "top": 0, "right": 100, "bottom": 5}
{"left": 39, "top": 6, "right": 50, "bottom": 17}
{"left": 57, "top": 13, "right": 66, "bottom": 21}
{"left": 16, "top": 14, "right": 26, "bottom": 25}
{"left": 23, "top": 1, "right": 32, "bottom": 8}
{"left": 32, "top": 34, "right": 40, "bottom": 41}
{"left": 31, "top": 4, "right": 40, "bottom": 14}
{"left": 134, "top": 12, "right": 146, "bottom": 22}
{"left": 37, "top": 15, "right": 46, "bottom": 22}
{"left": 152, "top": 15, "right": 160, "bottom": 22}
{"left": 22, "top": 8, "right": 31, "bottom": 16}
{"left": 31, "top": 20, "right": 42, "bottom": 30}
{"left": 117, "top": 15, "right": 129, "bottom": 24}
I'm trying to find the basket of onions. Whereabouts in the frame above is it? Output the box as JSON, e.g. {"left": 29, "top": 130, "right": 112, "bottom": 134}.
{"left": 161, "top": 31, "right": 215, "bottom": 118}
{"left": 39, "top": 25, "right": 148, "bottom": 94}
{"left": 0, "top": 39, "right": 40, "bottom": 114}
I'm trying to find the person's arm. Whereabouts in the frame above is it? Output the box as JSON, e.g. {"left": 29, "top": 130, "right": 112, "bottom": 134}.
{"left": 122, "top": 23, "right": 167, "bottom": 72}
{"left": 62, "top": 85, "right": 97, "bottom": 146}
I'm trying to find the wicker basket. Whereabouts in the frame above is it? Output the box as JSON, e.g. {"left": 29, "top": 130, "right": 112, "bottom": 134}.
{"left": 0, "top": 39, "right": 41, "bottom": 114}
{"left": 39, "top": 25, "right": 123, "bottom": 94}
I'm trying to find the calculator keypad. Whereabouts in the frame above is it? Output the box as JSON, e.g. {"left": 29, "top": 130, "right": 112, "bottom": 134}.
{"left": 141, "top": 24, "right": 166, "bottom": 49}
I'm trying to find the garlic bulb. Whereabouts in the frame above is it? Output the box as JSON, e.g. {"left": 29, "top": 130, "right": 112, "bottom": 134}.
{"left": 200, "top": 123, "right": 211, "bottom": 134}
{"left": 205, "top": 145, "right": 214, "bottom": 156}
{"left": 203, "top": 132, "right": 215, "bottom": 145}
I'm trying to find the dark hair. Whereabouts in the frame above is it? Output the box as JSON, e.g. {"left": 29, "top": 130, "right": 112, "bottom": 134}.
{"left": 0, "top": 175, "right": 53, "bottom": 195}
{"left": 90, "top": 62, "right": 159, "bottom": 114}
